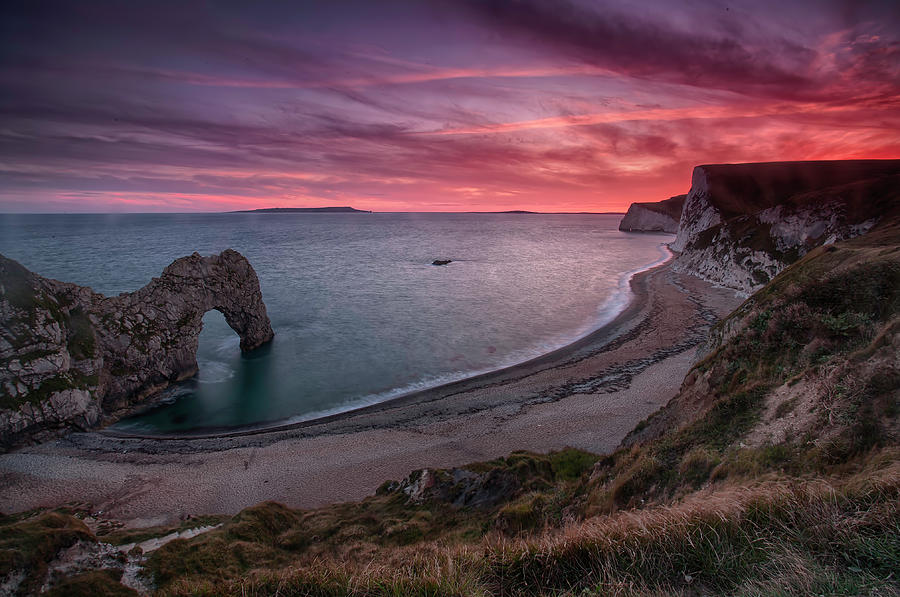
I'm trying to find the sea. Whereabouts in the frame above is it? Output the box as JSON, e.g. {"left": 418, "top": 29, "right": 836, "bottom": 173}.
{"left": 0, "top": 213, "right": 672, "bottom": 434}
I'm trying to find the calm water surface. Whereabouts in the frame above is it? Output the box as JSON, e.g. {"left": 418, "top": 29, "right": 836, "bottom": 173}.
{"left": 0, "top": 213, "right": 671, "bottom": 433}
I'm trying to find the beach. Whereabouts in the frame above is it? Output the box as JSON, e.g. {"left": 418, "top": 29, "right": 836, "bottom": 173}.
{"left": 0, "top": 260, "right": 741, "bottom": 527}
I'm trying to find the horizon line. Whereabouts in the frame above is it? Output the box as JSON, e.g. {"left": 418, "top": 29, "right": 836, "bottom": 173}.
{"left": 0, "top": 210, "right": 628, "bottom": 215}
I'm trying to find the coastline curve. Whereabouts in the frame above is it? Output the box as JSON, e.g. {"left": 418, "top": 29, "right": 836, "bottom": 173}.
{"left": 99, "top": 245, "right": 679, "bottom": 443}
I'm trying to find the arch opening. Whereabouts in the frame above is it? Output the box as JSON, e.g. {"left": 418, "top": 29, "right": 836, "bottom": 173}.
{"left": 195, "top": 309, "right": 241, "bottom": 385}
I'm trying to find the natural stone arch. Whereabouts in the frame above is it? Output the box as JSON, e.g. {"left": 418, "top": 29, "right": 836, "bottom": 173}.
{"left": 140, "top": 250, "right": 273, "bottom": 349}
{"left": 100, "top": 249, "right": 275, "bottom": 410}
{"left": 0, "top": 249, "right": 274, "bottom": 448}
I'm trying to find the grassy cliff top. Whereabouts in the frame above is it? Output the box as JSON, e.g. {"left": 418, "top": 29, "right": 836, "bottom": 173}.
{"left": 630, "top": 194, "right": 686, "bottom": 220}
{"left": 694, "top": 159, "right": 900, "bottom": 219}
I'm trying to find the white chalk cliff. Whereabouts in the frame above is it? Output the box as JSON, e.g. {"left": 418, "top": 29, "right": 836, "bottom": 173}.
{"left": 670, "top": 160, "right": 900, "bottom": 293}
{"left": 619, "top": 195, "right": 685, "bottom": 233}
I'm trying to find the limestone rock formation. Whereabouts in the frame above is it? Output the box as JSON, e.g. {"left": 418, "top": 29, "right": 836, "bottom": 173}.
{"left": 618, "top": 195, "right": 685, "bottom": 233}
{"left": 671, "top": 160, "right": 900, "bottom": 293}
{"left": 380, "top": 465, "right": 525, "bottom": 509}
{"left": 0, "top": 249, "right": 274, "bottom": 450}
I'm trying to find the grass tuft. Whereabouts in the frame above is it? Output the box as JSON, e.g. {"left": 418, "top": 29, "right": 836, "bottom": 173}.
{"left": 0, "top": 510, "right": 95, "bottom": 594}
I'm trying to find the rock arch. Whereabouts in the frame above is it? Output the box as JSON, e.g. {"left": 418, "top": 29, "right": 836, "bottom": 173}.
{"left": 133, "top": 249, "right": 274, "bottom": 351}
{"left": 99, "top": 249, "right": 275, "bottom": 410}
{"left": 1, "top": 249, "right": 274, "bottom": 449}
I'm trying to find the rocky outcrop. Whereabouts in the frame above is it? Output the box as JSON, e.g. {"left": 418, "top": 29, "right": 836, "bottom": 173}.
{"left": 0, "top": 249, "right": 274, "bottom": 450}
{"left": 379, "top": 466, "right": 522, "bottom": 509}
{"left": 619, "top": 195, "right": 686, "bottom": 233}
{"left": 671, "top": 160, "right": 900, "bottom": 292}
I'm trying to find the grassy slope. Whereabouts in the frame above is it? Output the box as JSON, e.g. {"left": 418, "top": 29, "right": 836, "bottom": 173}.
{"left": 2, "top": 221, "right": 899, "bottom": 596}
{"left": 632, "top": 195, "right": 686, "bottom": 220}
{"left": 610, "top": 217, "right": 900, "bottom": 507}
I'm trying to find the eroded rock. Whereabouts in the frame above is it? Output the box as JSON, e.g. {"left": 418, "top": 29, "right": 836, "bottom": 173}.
{"left": 0, "top": 249, "right": 274, "bottom": 450}
{"left": 670, "top": 160, "right": 900, "bottom": 292}
{"left": 381, "top": 466, "right": 523, "bottom": 509}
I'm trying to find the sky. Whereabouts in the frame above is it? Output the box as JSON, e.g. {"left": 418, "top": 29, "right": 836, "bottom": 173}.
{"left": 1, "top": 0, "right": 899, "bottom": 213}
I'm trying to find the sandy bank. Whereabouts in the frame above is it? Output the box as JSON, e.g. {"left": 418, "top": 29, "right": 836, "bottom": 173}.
{"left": 0, "top": 262, "right": 740, "bottom": 527}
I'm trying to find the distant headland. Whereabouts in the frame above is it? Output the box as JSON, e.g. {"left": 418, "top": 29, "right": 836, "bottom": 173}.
{"left": 232, "top": 206, "right": 372, "bottom": 213}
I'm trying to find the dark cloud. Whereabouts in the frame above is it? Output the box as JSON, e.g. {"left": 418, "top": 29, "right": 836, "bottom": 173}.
{"left": 455, "top": 0, "right": 828, "bottom": 100}
{"left": 0, "top": 0, "right": 897, "bottom": 211}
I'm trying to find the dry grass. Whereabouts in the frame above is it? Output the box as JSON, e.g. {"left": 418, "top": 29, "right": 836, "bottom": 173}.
{"left": 154, "top": 453, "right": 900, "bottom": 597}
{"left": 487, "top": 458, "right": 899, "bottom": 595}
{"left": 6, "top": 223, "right": 899, "bottom": 596}
{"left": 0, "top": 510, "right": 95, "bottom": 595}
{"left": 139, "top": 231, "right": 900, "bottom": 596}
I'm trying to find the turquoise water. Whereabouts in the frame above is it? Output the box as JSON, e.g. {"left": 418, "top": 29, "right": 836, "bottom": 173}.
{"left": 0, "top": 213, "right": 671, "bottom": 433}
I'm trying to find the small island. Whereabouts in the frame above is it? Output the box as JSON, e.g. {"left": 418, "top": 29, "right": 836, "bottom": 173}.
{"left": 231, "top": 206, "right": 373, "bottom": 213}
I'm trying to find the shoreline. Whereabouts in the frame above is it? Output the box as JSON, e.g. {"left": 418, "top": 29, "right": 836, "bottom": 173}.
{"left": 105, "top": 244, "right": 675, "bottom": 441}
{"left": 0, "top": 263, "right": 742, "bottom": 524}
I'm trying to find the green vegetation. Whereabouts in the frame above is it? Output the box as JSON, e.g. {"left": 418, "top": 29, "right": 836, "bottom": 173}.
{"left": 486, "top": 463, "right": 900, "bottom": 597}
{"left": 585, "top": 228, "right": 900, "bottom": 518}
{"left": 2, "top": 219, "right": 898, "bottom": 596}
{"left": 65, "top": 307, "right": 96, "bottom": 360}
{"left": 148, "top": 457, "right": 900, "bottom": 596}
{"left": 1, "top": 257, "right": 99, "bottom": 413}
{"left": 4, "top": 451, "right": 897, "bottom": 596}
{"left": 98, "top": 515, "right": 229, "bottom": 547}
{"left": 585, "top": 384, "right": 771, "bottom": 514}
{"left": 465, "top": 448, "right": 599, "bottom": 483}
{"left": 0, "top": 260, "right": 68, "bottom": 354}
{"left": 0, "top": 511, "right": 95, "bottom": 595}
{"left": 0, "top": 371, "right": 100, "bottom": 411}
{"left": 143, "top": 448, "right": 599, "bottom": 591}
{"left": 1, "top": 258, "right": 41, "bottom": 312}
{"left": 44, "top": 570, "right": 137, "bottom": 597}
{"left": 699, "top": 253, "right": 899, "bottom": 389}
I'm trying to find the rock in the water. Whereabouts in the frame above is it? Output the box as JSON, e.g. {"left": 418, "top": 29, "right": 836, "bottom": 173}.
{"left": 671, "top": 160, "right": 900, "bottom": 293}
{"left": 618, "top": 195, "right": 685, "bottom": 233}
{"left": 432, "top": 259, "right": 452, "bottom": 266}
{"left": 0, "top": 249, "right": 274, "bottom": 450}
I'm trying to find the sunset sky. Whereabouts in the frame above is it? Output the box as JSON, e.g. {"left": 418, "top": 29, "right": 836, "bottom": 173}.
{"left": 1, "top": 0, "right": 899, "bottom": 213}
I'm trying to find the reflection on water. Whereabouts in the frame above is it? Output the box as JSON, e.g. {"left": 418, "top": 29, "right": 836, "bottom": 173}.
{"left": 135, "top": 312, "right": 277, "bottom": 430}
{"left": 0, "top": 212, "right": 672, "bottom": 433}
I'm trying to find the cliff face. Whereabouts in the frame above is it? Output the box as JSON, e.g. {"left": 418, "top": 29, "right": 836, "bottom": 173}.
{"left": 624, "top": 218, "right": 900, "bottom": 459}
{"left": 0, "top": 249, "right": 274, "bottom": 450}
{"left": 671, "top": 160, "right": 900, "bottom": 292}
{"left": 618, "top": 195, "right": 685, "bottom": 233}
